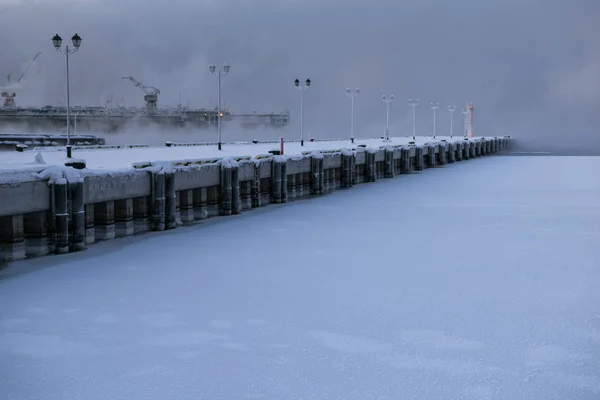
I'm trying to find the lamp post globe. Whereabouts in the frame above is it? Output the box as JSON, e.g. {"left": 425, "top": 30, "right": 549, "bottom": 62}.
{"left": 52, "top": 34, "right": 62, "bottom": 49}
{"left": 209, "top": 63, "right": 216, "bottom": 74}
{"left": 294, "top": 79, "right": 300, "bottom": 87}
{"left": 223, "top": 63, "right": 230, "bottom": 74}
{"left": 71, "top": 33, "right": 82, "bottom": 49}
{"left": 305, "top": 79, "right": 311, "bottom": 87}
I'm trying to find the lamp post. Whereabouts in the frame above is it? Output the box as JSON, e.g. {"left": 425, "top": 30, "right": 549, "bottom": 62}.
{"left": 345, "top": 88, "right": 359, "bottom": 143}
{"left": 462, "top": 107, "right": 469, "bottom": 138}
{"left": 209, "top": 62, "right": 230, "bottom": 151}
{"left": 430, "top": 102, "right": 439, "bottom": 138}
{"left": 382, "top": 94, "right": 394, "bottom": 142}
{"left": 447, "top": 105, "right": 456, "bottom": 137}
{"left": 294, "top": 78, "right": 311, "bottom": 146}
{"left": 409, "top": 98, "right": 419, "bottom": 140}
{"left": 52, "top": 33, "right": 81, "bottom": 159}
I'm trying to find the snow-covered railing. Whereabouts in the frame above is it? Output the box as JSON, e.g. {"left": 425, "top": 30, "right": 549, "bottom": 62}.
{"left": 32, "top": 144, "right": 150, "bottom": 152}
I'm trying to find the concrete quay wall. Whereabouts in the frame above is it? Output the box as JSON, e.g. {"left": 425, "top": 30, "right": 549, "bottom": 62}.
{"left": 0, "top": 137, "right": 511, "bottom": 263}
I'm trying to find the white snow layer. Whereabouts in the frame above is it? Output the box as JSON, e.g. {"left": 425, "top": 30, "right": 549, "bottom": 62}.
{"left": 0, "top": 136, "right": 475, "bottom": 170}
{"left": 1, "top": 156, "right": 599, "bottom": 400}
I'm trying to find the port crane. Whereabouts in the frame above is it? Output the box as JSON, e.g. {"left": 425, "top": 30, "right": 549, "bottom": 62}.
{"left": 1, "top": 52, "right": 42, "bottom": 108}
{"left": 121, "top": 76, "right": 160, "bottom": 114}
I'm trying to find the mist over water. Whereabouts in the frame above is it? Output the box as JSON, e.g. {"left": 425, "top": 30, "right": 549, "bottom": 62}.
{"left": 1, "top": 0, "right": 598, "bottom": 154}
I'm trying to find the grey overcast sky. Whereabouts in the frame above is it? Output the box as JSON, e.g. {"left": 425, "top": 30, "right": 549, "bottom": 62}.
{"left": 1, "top": 0, "right": 598, "bottom": 152}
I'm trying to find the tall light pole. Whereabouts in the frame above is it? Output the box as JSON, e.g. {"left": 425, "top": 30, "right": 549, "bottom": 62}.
{"left": 345, "top": 88, "right": 359, "bottom": 143}
{"left": 430, "top": 102, "right": 439, "bottom": 138}
{"left": 52, "top": 33, "right": 82, "bottom": 159}
{"left": 462, "top": 107, "right": 469, "bottom": 138}
{"left": 447, "top": 105, "right": 456, "bottom": 137}
{"left": 382, "top": 94, "right": 394, "bottom": 142}
{"left": 294, "top": 78, "right": 311, "bottom": 146}
{"left": 409, "top": 98, "right": 419, "bottom": 140}
{"left": 209, "top": 62, "right": 230, "bottom": 151}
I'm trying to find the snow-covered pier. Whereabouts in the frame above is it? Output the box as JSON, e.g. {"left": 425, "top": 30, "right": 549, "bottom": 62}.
{"left": 0, "top": 136, "right": 511, "bottom": 264}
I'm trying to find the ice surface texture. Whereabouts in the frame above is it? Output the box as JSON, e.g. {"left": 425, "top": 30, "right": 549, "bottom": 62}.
{"left": 0, "top": 156, "right": 598, "bottom": 400}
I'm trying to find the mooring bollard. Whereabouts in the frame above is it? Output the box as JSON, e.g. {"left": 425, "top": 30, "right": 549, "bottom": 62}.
{"left": 70, "top": 178, "right": 86, "bottom": 252}
{"left": 53, "top": 179, "right": 69, "bottom": 254}
{"left": 152, "top": 171, "right": 166, "bottom": 231}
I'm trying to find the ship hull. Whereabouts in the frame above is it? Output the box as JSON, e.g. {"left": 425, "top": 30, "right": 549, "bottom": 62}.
{"left": 0, "top": 111, "right": 289, "bottom": 134}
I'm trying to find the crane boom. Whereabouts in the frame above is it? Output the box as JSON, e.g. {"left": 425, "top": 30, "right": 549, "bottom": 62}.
{"left": 16, "top": 52, "right": 42, "bottom": 84}
{"left": 121, "top": 76, "right": 160, "bottom": 95}
{"left": 2, "top": 51, "right": 42, "bottom": 108}
{"left": 121, "top": 76, "right": 160, "bottom": 114}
